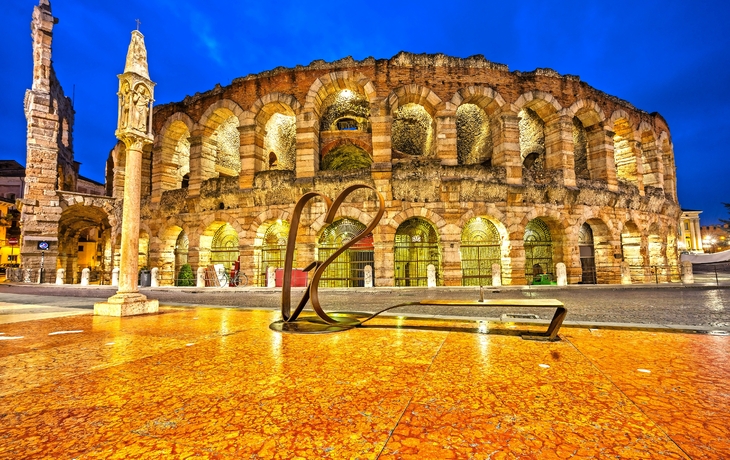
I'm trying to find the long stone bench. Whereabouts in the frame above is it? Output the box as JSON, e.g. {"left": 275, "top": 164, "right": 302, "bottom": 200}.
{"left": 364, "top": 299, "right": 567, "bottom": 341}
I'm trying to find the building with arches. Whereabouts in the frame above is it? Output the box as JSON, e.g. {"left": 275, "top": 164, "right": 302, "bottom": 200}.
{"left": 104, "top": 52, "right": 681, "bottom": 287}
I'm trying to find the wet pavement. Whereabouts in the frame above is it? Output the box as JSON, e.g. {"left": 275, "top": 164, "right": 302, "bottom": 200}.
{"left": 1, "top": 305, "right": 729, "bottom": 458}
{"left": 1, "top": 283, "right": 729, "bottom": 330}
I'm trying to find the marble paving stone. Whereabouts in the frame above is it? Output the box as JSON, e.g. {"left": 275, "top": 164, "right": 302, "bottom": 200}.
{"left": 0, "top": 307, "right": 728, "bottom": 458}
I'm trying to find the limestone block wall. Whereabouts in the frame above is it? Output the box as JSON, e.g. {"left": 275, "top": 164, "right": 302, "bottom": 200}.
{"left": 106, "top": 52, "right": 681, "bottom": 286}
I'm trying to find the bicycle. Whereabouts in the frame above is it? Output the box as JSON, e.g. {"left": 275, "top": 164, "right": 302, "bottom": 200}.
{"left": 224, "top": 269, "right": 248, "bottom": 287}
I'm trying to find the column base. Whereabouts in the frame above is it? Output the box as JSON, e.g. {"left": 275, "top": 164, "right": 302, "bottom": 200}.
{"left": 94, "top": 292, "right": 159, "bottom": 316}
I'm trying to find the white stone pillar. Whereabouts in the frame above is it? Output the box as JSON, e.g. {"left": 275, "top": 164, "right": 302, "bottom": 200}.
{"left": 267, "top": 266, "right": 276, "bottom": 288}
{"left": 197, "top": 267, "right": 206, "bottom": 288}
{"left": 23, "top": 269, "right": 32, "bottom": 283}
{"left": 681, "top": 261, "right": 694, "bottom": 284}
{"left": 695, "top": 220, "right": 703, "bottom": 251}
{"left": 491, "top": 263, "right": 502, "bottom": 287}
{"left": 427, "top": 264, "right": 436, "bottom": 288}
{"left": 111, "top": 267, "right": 120, "bottom": 287}
{"left": 555, "top": 263, "right": 567, "bottom": 286}
{"left": 151, "top": 267, "right": 159, "bottom": 287}
{"left": 80, "top": 268, "right": 90, "bottom": 286}
{"left": 620, "top": 261, "right": 632, "bottom": 285}
{"left": 55, "top": 268, "right": 65, "bottom": 285}
{"left": 364, "top": 265, "right": 373, "bottom": 288}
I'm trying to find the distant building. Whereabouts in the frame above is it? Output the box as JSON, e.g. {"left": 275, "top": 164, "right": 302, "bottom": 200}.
{"left": 0, "top": 197, "right": 21, "bottom": 268}
{"left": 701, "top": 223, "right": 729, "bottom": 253}
{"left": 0, "top": 160, "right": 26, "bottom": 201}
{"left": 679, "top": 210, "right": 703, "bottom": 253}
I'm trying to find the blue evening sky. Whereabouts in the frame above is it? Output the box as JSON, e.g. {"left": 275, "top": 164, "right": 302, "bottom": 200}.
{"left": 1, "top": 0, "right": 729, "bottom": 223}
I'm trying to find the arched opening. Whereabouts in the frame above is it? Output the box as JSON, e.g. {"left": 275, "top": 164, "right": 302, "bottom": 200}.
{"left": 174, "top": 231, "right": 189, "bottom": 285}
{"left": 214, "top": 116, "right": 241, "bottom": 176}
{"left": 641, "top": 129, "right": 663, "bottom": 189}
{"left": 518, "top": 107, "right": 545, "bottom": 171}
{"left": 320, "top": 90, "right": 371, "bottom": 132}
{"left": 320, "top": 144, "right": 373, "bottom": 171}
{"left": 648, "top": 225, "right": 665, "bottom": 282}
{"left": 391, "top": 103, "right": 434, "bottom": 157}
{"left": 578, "top": 223, "right": 596, "bottom": 284}
{"left": 613, "top": 118, "right": 639, "bottom": 187}
{"left": 138, "top": 231, "right": 150, "bottom": 269}
{"left": 394, "top": 218, "right": 441, "bottom": 287}
{"left": 460, "top": 217, "right": 501, "bottom": 286}
{"left": 57, "top": 204, "right": 111, "bottom": 284}
{"left": 573, "top": 117, "right": 589, "bottom": 180}
{"left": 316, "top": 218, "right": 374, "bottom": 288}
{"left": 524, "top": 218, "right": 553, "bottom": 281}
{"left": 209, "top": 223, "right": 239, "bottom": 271}
{"left": 621, "top": 221, "right": 643, "bottom": 282}
{"left": 456, "top": 104, "right": 492, "bottom": 165}
{"left": 317, "top": 218, "right": 373, "bottom": 288}
{"left": 262, "top": 112, "right": 296, "bottom": 171}
{"left": 160, "top": 119, "right": 191, "bottom": 190}
{"left": 255, "top": 220, "right": 291, "bottom": 287}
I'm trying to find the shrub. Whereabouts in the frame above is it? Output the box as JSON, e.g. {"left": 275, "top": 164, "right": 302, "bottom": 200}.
{"left": 177, "top": 264, "right": 195, "bottom": 286}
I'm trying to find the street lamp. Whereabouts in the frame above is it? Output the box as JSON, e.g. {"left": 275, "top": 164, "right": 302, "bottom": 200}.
{"left": 703, "top": 236, "right": 717, "bottom": 253}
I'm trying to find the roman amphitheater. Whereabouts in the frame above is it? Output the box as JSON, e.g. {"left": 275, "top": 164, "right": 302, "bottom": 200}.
{"left": 98, "top": 51, "right": 678, "bottom": 288}
{"left": 18, "top": 2, "right": 681, "bottom": 287}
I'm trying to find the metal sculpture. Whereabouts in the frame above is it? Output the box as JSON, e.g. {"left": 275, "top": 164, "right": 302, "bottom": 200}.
{"left": 270, "top": 185, "right": 566, "bottom": 341}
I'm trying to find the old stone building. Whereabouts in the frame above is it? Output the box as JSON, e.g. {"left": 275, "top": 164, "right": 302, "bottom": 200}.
{"left": 19, "top": 0, "right": 681, "bottom": 287}
{"left": 19, "top": 0, "right": 116, "bottom": 284}
{"left": 104, "top": 52, "right": 680, "bottom": 287}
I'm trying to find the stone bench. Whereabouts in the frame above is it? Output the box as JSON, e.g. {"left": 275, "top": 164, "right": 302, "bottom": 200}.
{"left": 368, "top": 299, "right": 567, "bottom": 341}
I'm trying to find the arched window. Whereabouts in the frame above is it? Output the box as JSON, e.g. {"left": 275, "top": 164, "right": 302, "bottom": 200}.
{"left": 211, "top": 223, "right": 239, "bottom": 270}
{"left": 317, "top": 218, "right": 373, "bottom": 287}
{"left": 256, "top": 221, "right": 291, "bottom": 286}
{"left": 518, "top": 108, "right": 545, "bottom": 170}
{"left": 394, "top": 218, "right": 441, "bottom": 286}
{"left": 460, "top": 217, "right": 501, "bottom": 286}
{"left": 578, "top": 223, "right": 596, "bottom": 284}
{"left": 456, "top": 104, "right": 492, "bottom": 165}
{"left": 524, "top": 219, "right": 553, "bottom": 280}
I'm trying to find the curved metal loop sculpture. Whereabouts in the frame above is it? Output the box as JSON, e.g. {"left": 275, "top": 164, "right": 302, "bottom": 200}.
{"left": 275, "top": 185, "right": 565, "bottom": 340}
{"left": 281, "top": 184, "right": 385, "bottom": 325}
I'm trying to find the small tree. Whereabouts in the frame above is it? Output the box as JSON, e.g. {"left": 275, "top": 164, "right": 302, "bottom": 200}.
{"left": 721, "top": 202, "right": 730, "bottom": 226}
{"left": 177, "top": 264, "right": 195, "bottom": 286}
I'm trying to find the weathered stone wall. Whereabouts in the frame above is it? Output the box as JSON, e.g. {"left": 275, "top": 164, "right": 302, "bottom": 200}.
{"left": 115, "top": 51, "right": 681, "bottom": 286}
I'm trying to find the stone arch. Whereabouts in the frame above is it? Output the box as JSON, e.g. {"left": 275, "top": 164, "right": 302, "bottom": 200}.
{"left": 460, "top": 215, "right": 509, "bottom": 286}
{"left": 197, "top": 99, "right": 247, "bottom": 133}
{"left": 386, "top": 207, "right": 448, "bottom": 239}
{"left": 250, "top": 94, "right": 300, "bottom": 173}
{"left": 658, "top": 131, "right": 677, "bottom": 201}
{"left": 611, "top": 110, "right": 642, "bottom": 190}
{"left": 638, "top": 122, "right": 663, "bottom": 189}
{"left": 387, "top": 85, "right": 442, "bottom": 158}
{"left": 155, "top": 112, "right": 194, "bottom": 192}
{"left": 513, "top": 90, "right": 562, "bottom": 120}
{"left": 386, "top": 84, "right": 443, "bottom": 117}
{"left": 577, "top": 217, "right": 613, "bottom": 284}
{"left": 56, "top": 202, "right": 112, "bottom": 284}
{"left": 567, "top": 100, "right": 608, "bottom": 182}
{"left": 300, "top": 72, "right": 376, "bottom": 175}
{"left": 450, "top": 86, "right": 506, "bottom": 116}
{"left": 246, "top": 208, "right": 292, "bottom": 243}
{"left": 394, "top": 216, "right": 442, "bottom": 287}
{"left": 252, "top": 218, "right": 292, "bottom": 286}
{"left": 304, "top": 71, "right": 377, "bottom": 118}
{"left": 158, "top": 222, "right": 189, "bottom": 286}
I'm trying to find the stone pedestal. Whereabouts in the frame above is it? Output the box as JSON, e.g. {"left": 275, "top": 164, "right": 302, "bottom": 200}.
{"left": 681, "top": 261, "right": 694, "bottom": 284}
{"left": 620, "top": 262, "right": 632, "bottom": 285}
{"left": 151, "top": 267, "right": 159, "bottom": 287}
{"left": 81, "top": 268, "right": 90, "bottom": 286}
{"left": 197, "top": 267, "right": 206, "bottom": 287}
{"left": 364, "top": 265, "right": 373, "bottom": 288}
{"left": 556, "top": 263, "right": 567, "bottom": 286}
{"left": 491, "top": 263, "right": 502, "bottom": 287}
{"left": 111, "top": 267, "right": 120, "bottom": 286}
{"left": 55, "top": 268, "right": 65, "bottom": 285}
{"left": 427, "top": 264, "right": 436, "bottom": 288}
{"left": 94, "top": 293, "right": 159, "bottom": 316}
{"left": 267, "top": 266, "right": 276, "bottom": 288}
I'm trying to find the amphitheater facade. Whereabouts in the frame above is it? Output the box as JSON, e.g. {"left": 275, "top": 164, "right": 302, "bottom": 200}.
{"left": 99, "top": 50, "right": 680, "bottom": 288}
{"left": 17, "top": 1, "right": 681, "bottom": 287}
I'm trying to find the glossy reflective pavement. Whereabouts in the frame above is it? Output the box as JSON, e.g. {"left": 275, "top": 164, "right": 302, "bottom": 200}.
{"left": 1, "top": 307, "right": 728, "bottom": 459}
